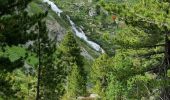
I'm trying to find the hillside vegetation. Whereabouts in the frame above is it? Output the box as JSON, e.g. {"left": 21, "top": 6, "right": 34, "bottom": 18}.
{"left": 1, "top": 0, "right": 170, "bottom": 100}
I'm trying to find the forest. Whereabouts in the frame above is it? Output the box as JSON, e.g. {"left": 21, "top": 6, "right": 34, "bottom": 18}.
{"left": 1, "top": 0, "right": 170, "bottom": 100}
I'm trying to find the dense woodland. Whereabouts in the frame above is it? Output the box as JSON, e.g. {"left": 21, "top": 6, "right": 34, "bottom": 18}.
{"left": 1, "top": 0, "right": 170, "bottom": 100}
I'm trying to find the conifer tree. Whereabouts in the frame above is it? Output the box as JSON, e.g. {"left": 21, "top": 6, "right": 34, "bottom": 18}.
{"left": 58, "top": 32, "right": 87, "bottom": 99}
{"left": 0, "top": 0, "right": 46, "bottom": 98}
{"left": 32, "top": 21, "right": 58, "bottom": 100}
{"left": 90, "top": 54, "right": 111, "bottom": 98}
{"left": 99, "top": 0, "right": 170, "bottom": 99}
{"left": 67, "top": 63, "right": 85, "bottom": 98}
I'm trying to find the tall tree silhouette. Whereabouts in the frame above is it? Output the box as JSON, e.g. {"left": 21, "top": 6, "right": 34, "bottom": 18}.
{"left": 0, "top": 0, "right": 46, "bottom": 98}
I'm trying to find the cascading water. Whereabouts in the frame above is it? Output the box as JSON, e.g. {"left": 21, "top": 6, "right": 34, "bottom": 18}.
{"left": 43, "top": 0, "right": 105, "bottom": 53}
{"left": 67, "top": 16, "right": 105, "bottom": 53}
{"left": 43, "top": 0, "right": 62, "bottom": 16}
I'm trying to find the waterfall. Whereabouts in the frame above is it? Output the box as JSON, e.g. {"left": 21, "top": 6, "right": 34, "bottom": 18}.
{"left": 43, "top": 0, "right": 105, "bottom": 53}
{"left": 67, "top": 16, "right": 105, "bottom": 53}
{"left": 43, "top": 0, "right": 62, "bottom": 16}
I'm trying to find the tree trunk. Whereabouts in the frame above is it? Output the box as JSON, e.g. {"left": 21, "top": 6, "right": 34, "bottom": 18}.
{"left": 161, "top": 35, "right": 170, "bottom": 100}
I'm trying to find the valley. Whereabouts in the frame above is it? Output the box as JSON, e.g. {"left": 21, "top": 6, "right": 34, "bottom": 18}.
{"left": 1, "top": 0, "right": 170, "bottom": 100}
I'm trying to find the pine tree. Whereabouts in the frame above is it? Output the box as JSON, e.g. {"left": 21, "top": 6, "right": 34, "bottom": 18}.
{"left": 90, "top": 54, "right": 111, "bottom": 98}
{"left": 0, "top": 0, "right": 46, "bottom": 98}
{"left": 30, "top": 21, "right": 58, "bottom": 100}
{"left": 67, "top": 63, "right": 85, "bottom": 98}
{"left": 99, "top": 0, "right": 170, "bottom": 99}
{"left": 58, "top": 32, "right": 87, "bottom": 99}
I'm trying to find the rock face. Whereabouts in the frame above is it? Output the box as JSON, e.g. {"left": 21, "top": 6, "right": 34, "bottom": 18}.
{"left": 89, "top": 7, "right": 96, "bottom": 17}
{"left": 46, "top": 19, "right": 66, "bottom": 42}
{"left": 81, "top": 48, "right": 94, "bottom": 60}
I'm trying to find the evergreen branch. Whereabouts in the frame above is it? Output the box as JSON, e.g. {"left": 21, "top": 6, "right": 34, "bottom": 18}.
{"left": 140, "top": 44, "right": 165, "bottom": 48}
{"left": 136, "top": 51, "right": 164, "bottom": 58}
{"left": 0, "top": 57, "right": 24, "bottom": 72}
{"left": 0, "top": 0, "right": 32, "bottom": 16}
{"left": 144, "top": 57, "right": 170, "bottom": 74}
{"left": 146, "top": 64, "right": 167, "bottom": 74}
{"left": 134, "top": 14, "right": 169, "bottom": 27}
{"left": 116, "top": 44, "right": 165, "bottom": 49}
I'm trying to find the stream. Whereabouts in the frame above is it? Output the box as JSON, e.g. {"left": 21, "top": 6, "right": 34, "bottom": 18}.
{"left": 43, "top": 0, "right": 105, "bottom": 53}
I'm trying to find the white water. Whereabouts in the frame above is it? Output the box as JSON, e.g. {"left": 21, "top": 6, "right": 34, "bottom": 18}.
{"left": 43, "top": 0, "right": 104, "bottom": 53}
{"left": 67, "top": 16, "right": 105, "bottom": 53}
{"left": 43, "top": 0, "right": 63, "bottom": 16}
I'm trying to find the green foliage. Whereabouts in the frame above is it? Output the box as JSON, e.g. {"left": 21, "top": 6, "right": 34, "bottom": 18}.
{"left": 0, "top": 46, "right": 26, "bottom": 62}
{"left": 12, "top": 69, "right": 37, "bottom": 100}
{"left": 106, "top": 76, "right": 125, "bottom": 100}
{"left": 58, "top": 32, "right": 87, "bottom": 99}
{"left": 0, "top": 72, "right": 19, "bottom": 99}
{"left": 90, "top": 54, "right": 111, "bottom": 98}
{"left": 55, "top": 0, "right": 116, "bottom": 55}
{"left": 58, "top": 32, "right": 84, "bottom": 74}
{"left": 67, "top": 64, "right": 85, "bottom": 98}
{"left": 97, "top": 0, "right": 170, "bottom": 99}
{"left": 2, "top": 0, "right": 170, "bottom": 99}
{"left": 0, "top": 0, "right": 46, "bottom": 99}
{"left": 29, "top": 21, "right": 59, "bottom": 100}
{"left": 126, "top": 73, "right": 159, "bottom": 99}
